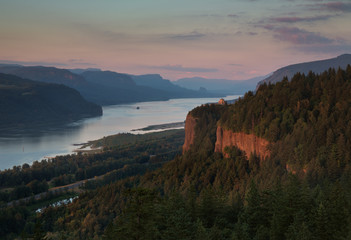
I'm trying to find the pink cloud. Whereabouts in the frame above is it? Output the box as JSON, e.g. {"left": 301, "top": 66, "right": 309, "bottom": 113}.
{"left": 309, "top": 1, "right": 351, "bottom": 12}
{"left": 227, "top": 14, "right": 238, "bottom": 18}
{"left": 148, "top": 64, "right": 218, "bottom": 73}
{"left": 270, "top": 15, "right": 333, "bottom": 23}
{"left": 262, "top": 25, "right": 333, "bottom": 45}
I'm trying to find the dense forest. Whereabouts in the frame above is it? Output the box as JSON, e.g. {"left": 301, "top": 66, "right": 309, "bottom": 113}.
{"left": 0, "top": 130, "right": 184, "bottom": 239}
{"left": 219, "top": 66, "right": 351, "bottom": 181}
{"left": 1, "top": 67, "right": 351, "bottom": 239}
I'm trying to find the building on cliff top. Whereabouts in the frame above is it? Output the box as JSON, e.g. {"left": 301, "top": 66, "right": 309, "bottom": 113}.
{"left": 218, "top": 98, "right": 227, "bottom": 105}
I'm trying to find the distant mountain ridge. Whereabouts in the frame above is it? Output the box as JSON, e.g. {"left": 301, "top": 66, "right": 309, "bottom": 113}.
{"left": 131, "top": 74, "right": 214, "bottom": 98}
{"left": 174, "top": 75, "right": 267, "bottom": 95}
{"left": 68, "top": 68, "right": 101, "bottom": 75}
{"left": 81, "top": 70, "right": 171, "bottom": 103}
{"left": 131, "top": 74, "right": 178, "bottom": 91}
{"left": 0, "top": 66, "right": 87, "bottom": 87}
{"left": 0, "top": 73, "right": 102, "bottom": 129}
{"left": 82, "top": 71, "right": 136, "bottom": 88}
{"left": 257, "top": 54, "right": 351, "bottom": 88}
{"left": 0, "top": 65, "right": 117, "bottom": 105}
{"left": 0, "top": 65, "right": 218, "bottom": 106}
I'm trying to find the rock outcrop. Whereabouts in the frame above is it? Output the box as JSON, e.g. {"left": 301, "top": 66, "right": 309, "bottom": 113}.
{"left": 182, "top": 114, "right": 197, "bottom": 153}
{"left": 182, "top": 112, "right": 271, "bottom": 159}
{"left": 214, "top": 126, "right": 270, "bottom": 160}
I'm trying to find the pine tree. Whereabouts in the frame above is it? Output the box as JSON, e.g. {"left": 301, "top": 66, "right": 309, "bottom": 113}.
{"left": 239, "top": 181, "right": 265, "bottom": 239}
{"left": 112, "top": 188, "right": 160, "bottom": 240}
{"left": 314, "top": 202, "right": 330, "bottom": 240}
{"left": 33, "top": 221, "right": 46, "bottom": 240}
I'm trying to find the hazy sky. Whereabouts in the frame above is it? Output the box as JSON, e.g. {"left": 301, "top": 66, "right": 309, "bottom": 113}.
{"left": 0, "top": 0, "right": 350, "bottom": 80}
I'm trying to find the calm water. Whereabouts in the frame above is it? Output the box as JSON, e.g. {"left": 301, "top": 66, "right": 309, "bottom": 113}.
{"left": 0, "top": 96, "right": 239, "bottom": 170}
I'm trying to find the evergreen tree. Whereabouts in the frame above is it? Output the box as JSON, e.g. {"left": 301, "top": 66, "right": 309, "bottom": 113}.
{"left": 111, "top": 188, "right": 160, "bottom": 240}
{"left": 33, "top": 221, "right": 46, "bottom": 240}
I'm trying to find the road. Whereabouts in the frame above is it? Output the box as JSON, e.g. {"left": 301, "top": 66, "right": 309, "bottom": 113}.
{"left": 6, "top": 175, "right": 103, "bottom": 207}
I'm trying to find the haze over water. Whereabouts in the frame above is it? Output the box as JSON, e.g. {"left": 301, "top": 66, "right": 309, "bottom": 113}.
{"left": 0, "top": 96, "right": 239, "bottom": 170}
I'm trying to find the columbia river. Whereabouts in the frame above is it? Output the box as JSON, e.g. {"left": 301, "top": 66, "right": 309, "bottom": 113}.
{"left": 0, "top": 96, "right": 239, "bottom": 170}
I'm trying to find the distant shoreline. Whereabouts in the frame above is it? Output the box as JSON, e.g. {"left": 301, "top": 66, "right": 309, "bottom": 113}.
{"left": 131, "top": 121, "right": 185, "bottom": 131}
{"left": 72, "top": 122, "right": 186, "bottom": 153}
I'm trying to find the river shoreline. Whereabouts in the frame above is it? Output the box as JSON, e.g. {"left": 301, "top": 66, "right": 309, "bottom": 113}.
{"left": 0, "top": 95, "right": 241, "bottom": 170}
{"left": 72, "top": 121, "right": 185, "bottom": 153}
{"left": 131, "top": 121, "right": 185, "bottom": 131}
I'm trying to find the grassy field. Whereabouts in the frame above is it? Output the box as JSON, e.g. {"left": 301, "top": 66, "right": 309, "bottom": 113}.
{"left": 83, "top": 129, "right": 184, "bottom": 149}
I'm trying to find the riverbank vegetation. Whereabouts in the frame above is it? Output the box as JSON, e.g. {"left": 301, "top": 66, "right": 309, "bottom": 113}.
{"left": 0, "top": 130, "right": 184, "bottom": 238}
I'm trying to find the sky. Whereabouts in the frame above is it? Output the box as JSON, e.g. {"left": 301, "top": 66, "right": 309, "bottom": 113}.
{"left": 0, "top": 0, "right": 350, "bottom": 81}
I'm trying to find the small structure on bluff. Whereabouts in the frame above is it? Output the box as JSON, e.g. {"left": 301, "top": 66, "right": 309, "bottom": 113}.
{"left": 218, "top": 98, "right": 226, "bottom": 105}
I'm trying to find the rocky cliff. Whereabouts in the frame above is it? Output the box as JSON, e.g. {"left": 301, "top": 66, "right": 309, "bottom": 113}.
{"left": 214, "top": 126, "right": 270, "bottom": 160}
{"left": 182, "top": 108, "right": 271, "bottom": 160}
{"left": 182, "top": 114, "right": 197, "bottom": 153}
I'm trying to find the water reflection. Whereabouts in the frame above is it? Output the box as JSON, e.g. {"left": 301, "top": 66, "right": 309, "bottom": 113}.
{"left": 0, "top": 96, "right": 240, "bottom": 170}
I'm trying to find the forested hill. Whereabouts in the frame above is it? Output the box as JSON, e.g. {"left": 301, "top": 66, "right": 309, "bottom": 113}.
{"left": 218, "top": 65, "right": 351, "bottom": 176}
{"left": 257, "top": 53, "right": 351, "bottom": 88}
{"left": 0, "top": 73, "right": 102, "bottom": 129}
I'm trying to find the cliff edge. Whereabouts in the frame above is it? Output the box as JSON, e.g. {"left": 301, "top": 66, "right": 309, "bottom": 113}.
{"left": 214, "top": 126, "right": 270, "bottom": 160}
{"left": 182, "top": 114, "right": 197, "bottom": 153}
{"left": 182, "top": 110, "right": 271, "bottom": 159}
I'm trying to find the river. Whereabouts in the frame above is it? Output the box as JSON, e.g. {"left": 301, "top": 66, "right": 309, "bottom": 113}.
{"left": 0, "top": 95, "right": 239, "bottom": 170}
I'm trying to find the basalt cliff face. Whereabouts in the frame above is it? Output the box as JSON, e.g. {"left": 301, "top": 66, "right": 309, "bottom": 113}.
{"left": 182, "top": 114, "right": 197, "bottom": 153}
{"left": 214, "top": 126, "right": 270, "bottom": 160}
{"left": 182, "top": 112, "right": 271, "bottom": 159}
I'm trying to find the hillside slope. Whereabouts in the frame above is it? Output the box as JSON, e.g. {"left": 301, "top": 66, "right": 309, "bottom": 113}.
{"left": 175, "top": 75, "right": 266, "bottom": 95}
{"left": 0, "top": 65, "right": 115, "bottom": 105}
{"left": 0, "top": 73, "right": 102, "bottom": 128}
{"left": 45, "top": 66, "right": 351, "bottom": 239}
{"left": 257, "top": 54, "right": 351, "bottom": 88}
{"left": 131, "top": 74, "right": 215, "bottom": 98}
{"left": 81, "top": 71, "right": 173, "bottom": 103}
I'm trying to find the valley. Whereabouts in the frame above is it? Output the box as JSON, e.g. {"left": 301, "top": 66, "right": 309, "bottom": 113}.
{"left": 0, "top": 96, "right": 238, "bottom": 170}
{"left": 2, "top": 66, "right": 351, "bottom": 239}
{"left": 1, "top": 0, "right": 351, "bottom": 238}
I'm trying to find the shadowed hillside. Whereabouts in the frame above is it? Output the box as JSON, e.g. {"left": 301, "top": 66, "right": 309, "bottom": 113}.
{"left": 0, "top": 73, "right": 102, "bottom": 129}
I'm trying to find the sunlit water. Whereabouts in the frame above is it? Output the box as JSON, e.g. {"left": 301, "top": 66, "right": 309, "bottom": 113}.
{"left": 0, "top": 96, "right": 239, "bottom": 170}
